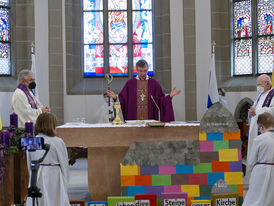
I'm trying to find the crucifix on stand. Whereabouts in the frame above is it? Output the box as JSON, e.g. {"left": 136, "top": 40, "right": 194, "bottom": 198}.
{"left": 105, "top": 73, "right": 114, "bottom": 122}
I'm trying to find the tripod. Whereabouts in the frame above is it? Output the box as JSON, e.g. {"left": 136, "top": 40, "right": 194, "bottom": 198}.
{"left": 27, "top": 144, "right": 50, "bottom": 206}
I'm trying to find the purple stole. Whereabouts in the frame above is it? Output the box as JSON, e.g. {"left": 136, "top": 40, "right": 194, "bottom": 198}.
{"left": 136, "top": 80, "right": 148, "bottom": 120}
{"left": 17, "top": 84, "right": 38, "bottom": 109}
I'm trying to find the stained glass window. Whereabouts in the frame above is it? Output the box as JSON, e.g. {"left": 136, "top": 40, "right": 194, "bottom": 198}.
{"left": 0, "top": 0, "right": 10, "bottom": 75}
{"left": 233, "top": 0, "right": 273, "bottom": 76}
{"left": 83, "top": 0, "right": 154, "bottom": 77}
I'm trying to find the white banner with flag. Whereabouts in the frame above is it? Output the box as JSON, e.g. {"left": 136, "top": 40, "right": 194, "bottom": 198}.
{"left": 31, "top": 46, "right": 39, "bottom": 99}
{"left": 207, "top": 45, "right": 219, "bottom": 108}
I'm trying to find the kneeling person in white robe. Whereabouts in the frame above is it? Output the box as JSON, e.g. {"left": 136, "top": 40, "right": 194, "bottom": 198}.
{"left": 243, "top": 112, "right": 274, "bottom": 206}
{"left": 26, "top": 113, "right": 70, "bottom": 206}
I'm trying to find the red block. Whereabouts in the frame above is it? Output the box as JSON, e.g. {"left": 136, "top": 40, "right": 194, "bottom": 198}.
{"left": 188, "top": 173, "right": 208, "bottom": 185}
{"left": 135, "top": 194, "right": 157, "bottom": 206}
{"left": 135, "top": 175, "right": 152, "bottom": 186}
{"left": 212, "top": 161, "right": 230, "bottom": 172}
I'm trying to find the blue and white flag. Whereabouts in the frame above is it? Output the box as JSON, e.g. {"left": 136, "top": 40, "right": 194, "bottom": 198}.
{"left": 207, "top": 46, "right": 219, "bottom": 108}
{"left": 31, "top": 45, "right": 39, "bottom": 99}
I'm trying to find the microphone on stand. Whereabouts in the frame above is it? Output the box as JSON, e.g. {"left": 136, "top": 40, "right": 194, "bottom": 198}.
{"left": 151, "top": 95, "right": 160, "bottom": 121}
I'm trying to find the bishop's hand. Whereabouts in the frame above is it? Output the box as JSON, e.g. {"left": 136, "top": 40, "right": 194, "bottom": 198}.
{"left": 170, "top": 87, "right": 181, "bottom": 98}
{"left": 106, "top": 90, "right": 117, "bottom": 100}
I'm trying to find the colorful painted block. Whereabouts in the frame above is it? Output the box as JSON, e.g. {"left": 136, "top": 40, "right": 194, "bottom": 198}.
{"left": 107, "top": 196, "right": 135, "bottom": 206}
{"left": 171, "top": 174, "right": 189, "bottom": 185}
{"left": 141, "top": 165, "right": 159, "bottom": 175}
{"left": 237, "top": 185, "right": 243, "bottom": 197}
{"left": 121, "top": 176, "right": 136, "bottom": 186}
{"left": 152, "top": 175, "right": 171, "bottom": 186}
{"left": 211, "top": 161, "right": 230, "bottom": 173}
{"left": 200, "top": 152, "right": 219, "bottom": 163}
{"left": 199, "top": 141, "right": 214, "bottom": 152}
{"left": 161, "top": 193, "right": 188, "bottom": 206}
{"left": 211, "top": 193, "right": 238, "bottom": 206}
{"left": 127, "top": 186, "right": 145, "bottom": 196}
{"left": 229, "top": 139, "right": 242, "bottom": 149}
{"left": 193, "top": 196, "right": 211, "bottom": 200}
{"left": 121, "top": 187, "right": 128, "bottom": 196}
{"left": 181, "top": 185, "right": 200, "bottom": 197}
{"left": 207, "top": 172, "right": 224, "bottom": 185}
{"left": 224, "top": 172, "right": 243, "bottom": 184}
{"left": 70, "top": 200, "right": 85, "bottom": 206}
{"left": 199, "top": 185, "right": 212, "bottom": 197}
{"left": 135, "top": 175, "right": 152, "bottom": 186}
{"left": 188, "top": 173, "right": 208, "bottom": 185}
{"left": 176, "top": 164, "right": 194, "bottom": 174}
{"left": 199, "top": 132, "right": 207, "bottom": 141}
{"left": 88, "top": 201, "right": 108, "bottom": 206}
{"left": 190, "top": 200, "right": 211, "bottom": 206}
{"left": 164, "top": 185, "right": 182, "bottom": 193}
{"left": 193, "top": 163, "right": 212, "bottom": 173}
{"left": 213, "top": 141, "right": 229, "bottom": 151}
{"left": 223, "top": 130, "right": 240, "bottom": 140}
{"left": 219, "top": 149, "right": 238, "bottom": 162}
{"left": 207, "top": 132, "right": 223, "bottom": 141}
{"left": 159, "top": 165, "right": 176, "bottom": 174}
{"left": 121, "top": 164, "right": 140, "bottom": 176}
{"left": 145, "top": 186, "right": 164, "bottom": 198}
{"left": 135, "top": 194, "right": 157, "bottom": 206}
{"left": 229, "top": 161, "right": 242, "bottom": 172}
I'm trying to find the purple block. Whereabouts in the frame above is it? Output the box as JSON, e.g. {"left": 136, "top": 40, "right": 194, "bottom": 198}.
{"left": 159, "top": 164, "right": 176, "bottom": 174}
{"left": 141, "top": 165, "right": 159, "bottom": 175}
{"left": 145, "top": 186, "right": 164, "bottom": 198}
{"left": 164, "top": 185, "right": 181, "bottom": 193}
{"left": 199, "top": 141, "right": 214, "bottom": 152}
{"left": 230, "top": 161, "right": 242, "bottom": 172}
{"left": 161, "top": 193, "right": 188, "bottom": 206}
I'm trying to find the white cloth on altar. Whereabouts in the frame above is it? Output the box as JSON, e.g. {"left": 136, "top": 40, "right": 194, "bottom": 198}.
{"left": 243, "top": 131, "right": 274, "bottom": 206}
{"left": 12, "top": 88, "right": 43, "bottom": 128}
{"left": 26, "top": 133, "right": 70, "bottom": 206}
{"left": 247, "top": 89, "right": 274, "bottom": 160}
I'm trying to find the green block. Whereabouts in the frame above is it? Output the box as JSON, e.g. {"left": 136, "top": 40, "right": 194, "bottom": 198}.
{"left": 152, "top": 174, "right": 171, "bottom": 186}
{"left": 229, "top": 185, "right": 237, "bottom": 193}
{"left": 108, "top": 196, "right": 135, "bottom": 206}
{"left": 214, "top": 141, "right": 229, "bottom": 152}
{"left": 193, "top": 163, "right": 212, "bottom": 173}
{"left": 121, "top": 187, "right": 128, "bottom": 196}
{"left": 157, "top": 198, "right": 162, "bottom": 206}
{"left": 199, "top": 185, "right": 213, "bottom": 196}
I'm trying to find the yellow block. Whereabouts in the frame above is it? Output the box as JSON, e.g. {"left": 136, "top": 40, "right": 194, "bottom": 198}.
{"left": 219, "top": 149, "right": 238, "bottom": 162}
{"left": 191, "top": 200, "right": 211, "bottom": 205}
{"left": 199, "top": 132, "right": 207, "bottom": 141}
{"left": 181, "top": 185, "right": 200, "bottom": 197}
{"left": 224, "top": 172, "right": 243, "bottom": 184}
{"left": 120, "top": 164, "right": 139, "bottom": 176}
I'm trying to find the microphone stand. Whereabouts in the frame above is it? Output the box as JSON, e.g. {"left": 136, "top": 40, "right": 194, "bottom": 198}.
{"left": 151, "top": 95, "right": 161, "bottom": 121}
{"left": 28, "top": 144, "right": 50, "bottom": 206}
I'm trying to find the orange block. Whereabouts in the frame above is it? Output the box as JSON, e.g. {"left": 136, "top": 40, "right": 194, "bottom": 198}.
{"left": 187, "top": 197, "right": 193, "bottom": 206}
{"left": 212, "top": 161, "right": 230, "bottom": 172}
{"left": 237, "top": 184, "right": 243, "bottom": 197}
{"left": 223, "top": 130, "right": 241, "bottom": 140}
{"left": 135, "top": 175, "right": 152, "bottom": 186}
{"left": 121, "top": 175, "right": 135, "bottom": 186}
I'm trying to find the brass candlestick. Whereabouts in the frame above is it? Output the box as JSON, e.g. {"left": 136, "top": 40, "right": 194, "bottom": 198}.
{"left": 112, "top": 101, "right": 124, "bottom": 125}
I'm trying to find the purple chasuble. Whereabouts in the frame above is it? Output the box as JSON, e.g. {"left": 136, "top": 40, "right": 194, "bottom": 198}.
{"left": 17, "top": 84, "right": 38, "bottom": 109}
{"left": 118, "top": 77, "right": 175, "bottom": 122}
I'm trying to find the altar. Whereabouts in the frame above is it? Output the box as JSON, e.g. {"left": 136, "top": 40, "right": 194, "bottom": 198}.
{"left": 57, "top": 121, "right": 200, "bottom": 200}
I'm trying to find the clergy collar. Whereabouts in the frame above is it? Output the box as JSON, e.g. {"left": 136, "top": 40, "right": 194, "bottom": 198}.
{"left": 136, "top": 75, "right": 149, "bottom": 80}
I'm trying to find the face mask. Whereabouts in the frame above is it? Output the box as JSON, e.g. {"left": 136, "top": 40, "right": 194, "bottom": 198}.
{"left": 29, "top": 81, "right": 36, "bottom": 89}
{"left": 257, "top": 86, "right": 264, "bottom": 93}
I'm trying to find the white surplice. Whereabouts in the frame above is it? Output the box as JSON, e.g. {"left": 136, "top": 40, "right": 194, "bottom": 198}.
{"left": 12, "top": 88, "right": 43, "bottom": 128}
{"left": 26, "top": 133, "right": 70, "bottom": 206}
{"left": 243, "top": 131, "right": 274, "bottom": 206}
{"left": 247, "top": 89, "right": 274, "bottom": 160}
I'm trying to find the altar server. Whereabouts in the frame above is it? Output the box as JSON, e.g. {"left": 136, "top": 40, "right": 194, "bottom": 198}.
{"left": 26, "top": 113, "right": 70, "bottom": 206}
{"left": 107, "top": 59, "right": 181, "bottom": 122}
{"left": 12, "top": 69, "right": 50, "bottom": 128}
{"left": 243, "top": 112, "right": 274, "bottom": 206}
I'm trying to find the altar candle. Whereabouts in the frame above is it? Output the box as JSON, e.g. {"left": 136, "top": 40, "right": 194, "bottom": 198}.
{"left": 1, "top": 130, "right": 10, "bottom": 147}
{"left": 10, "top": 112, "right": 18, "bottom": 129}
{"left": 25, "top": 121, "right": 34, "bottom": 136}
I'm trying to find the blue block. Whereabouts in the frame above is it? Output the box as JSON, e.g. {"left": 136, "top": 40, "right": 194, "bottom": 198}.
{"left": 127, "top": 186, "right": 145, "bottom": 196}
{"left": 176, "top": 164, "right": 193, "bottom": 174}
{"left": 88, "top": 201, "right": 108, "bottom": 206}
{"left": 193, "top": 196, "right": 211, "bottom": 200}
{"left": 207, "top": 132, "right": 223, "bottom": 141}
{"left": 141, "top": 165, "right": 159, "bottom": 175}
{"left": 207, "top": 172, "right": 224, "bottom": 185}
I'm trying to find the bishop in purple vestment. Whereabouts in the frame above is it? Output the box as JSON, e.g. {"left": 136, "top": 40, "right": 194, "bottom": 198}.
{"left": 107, "top": 60, "right": 181, "bottom": 122}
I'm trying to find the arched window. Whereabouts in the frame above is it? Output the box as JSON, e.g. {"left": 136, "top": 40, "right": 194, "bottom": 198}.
{"left": 232, "top": 0, "right": 273, "bottom": 75}
{"left": 0, "top": 0, "right": 10, "bottom": 76}
{"left": 82, "top": 0, "right": 154, "bottom": 77}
